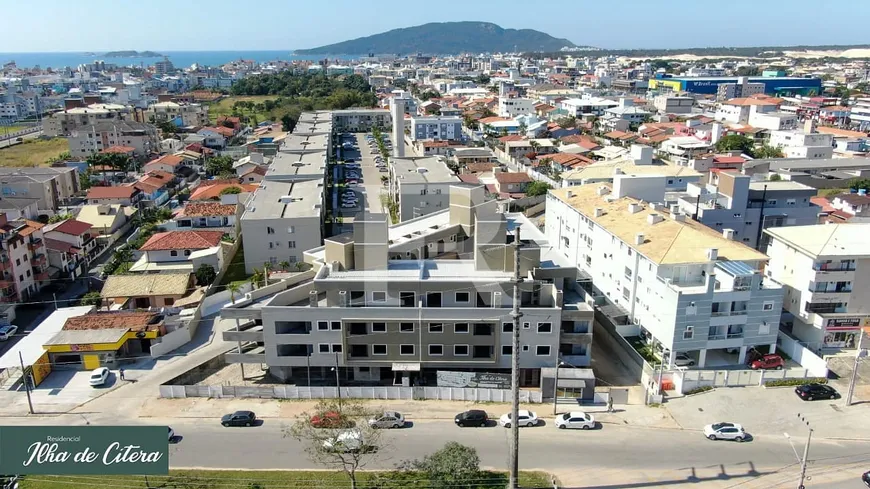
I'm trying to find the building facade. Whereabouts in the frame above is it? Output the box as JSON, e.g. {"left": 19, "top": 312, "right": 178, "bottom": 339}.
{"left": 410, "top": 116, "right": 463, "bottom": 142}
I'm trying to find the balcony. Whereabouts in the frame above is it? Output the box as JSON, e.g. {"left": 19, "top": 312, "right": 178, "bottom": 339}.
{"left": 27, "top": 238, "right": 43, "bottom": 251}
{"left": 34, "top": 271, "right": 49, "bottom": 282}
{"left": 223, "top": 325, "right": 264, "bottom": 343}
{"left": 224, "top": 343, "right": 266, "bottom": 364}
{"left": 31, "top": 254, "right": 47, "bottom": 266}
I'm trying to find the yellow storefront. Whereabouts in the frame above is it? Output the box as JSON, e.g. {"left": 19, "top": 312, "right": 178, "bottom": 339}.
{"left": 43, "top": 329, "right": 159, "bottom": 370}
{"left": 648, "top": 79, "right": 683, "bottom": 92}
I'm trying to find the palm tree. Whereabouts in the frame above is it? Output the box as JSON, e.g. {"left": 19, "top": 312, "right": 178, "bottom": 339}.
{"left": 227, "top": 282, "right": 242, "bottom": 304}
{"left": 279, "top": 260, "right": 291, "bottom": 272}
{"left": 262, "top": 262, "right": 272, "bottom": 286}
{"left": 250, "top": 269, "right": 264, "bottom": 290}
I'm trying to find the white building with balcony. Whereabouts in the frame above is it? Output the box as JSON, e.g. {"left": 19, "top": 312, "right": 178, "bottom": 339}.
{"left": 545, "top": 178, "right": 784, "bottom": 368}
{"left": 764, "top": 224, "right": 870, "bottom": 351}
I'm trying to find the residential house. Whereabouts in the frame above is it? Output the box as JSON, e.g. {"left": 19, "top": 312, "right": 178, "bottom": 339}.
{"left": 558, "top": 97, "right": 619, "bottom": 117}
{"left": 764, "top": 224, "right": 870, "bottom": 351}
{"left": 189, "top": 179, "right": 258, "bottom": 202}
{"left": 239, "top": 166, "right": 267, "bottom": 184}
{"left": 75, "top": 204, "right": 134, "bottom": 243}
{"left": 132, "top": 171, "right": 174, "bottom": 207}
{"left": 828, "top": 192, "right": 870, "bottom": 217}
{"left": 769, "top": 128, "right": 834, "bottom": 160}
{"left": 233, "top": 153, "right": 267, "bottom": 178}
{"left": 0, "top": 214, "right": 48, "bottom": 303}
{"left": 659, "top": 136, "right": 712, "bottom": 165}
{"left": 174, "top": 201, "right": 239, "bottom": 234}
{"left": 86, "top": 185, "right": 141, "bottom": 206}
{"left": 494, "top": 171, "right": 532, "bottom": 195}
{"left": 143, "top": 154, "right": 184, "bottom": 174}
{"left": 43, "top": 218, "right": 96, "bottom": 279}
{"left": 0, "top": 196, "right": 40, "bottom": 221}
{"left": 130, "top": 230, "right": 225, "bottom": 273}
{"left": 197, "top": 127, "right": 230, "bottom": 149}
{"left": 452, "top": 148, "right": 496, "bottom": 167}
{"left": 101, "top": 273, "right": 194, "bottom": 309}
{"left": 144, "top": 101, "right": 209, "bottom": 127}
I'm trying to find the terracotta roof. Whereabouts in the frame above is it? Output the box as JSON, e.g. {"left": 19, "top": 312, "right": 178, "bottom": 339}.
{"left": 19, "top": 220, "right": 44, "bottom": 237}
{"left": 810, "top": 196, "right": 836, "bottom": 213}
{"left": 190, "top": 181, "right": 258, "bottom": 201}
{"left": 87, "top": 186, "right": 139, "bottom": 200}
{"left": 44, "top": 237, "right": 79, "bottom": 254}
{"left": 712, "top": 156, "right": 746, "bottom": 164}
{"left": 495, "top": 172, "right": 532, "bottom": 184}
{"left": 48, "top": 219, "right": 92, "bottom": 236}
{"left": 499, "top": 135, "right": 524, "bottom": 143}
{"left": 203, "top": 126, "right": 235, "bottom": 137}
{"left": 139, "top": 230, "right": 224, "bottom": 251}
{"left": 180, "top": 202, "right": 236, "bottom": 217}
{"left": 240, "top": 166, "right": 267, "bottom": 176}
{"left": 479, "top": 116, "right": 511, "bottom": 124}
{"left": 465, "top": 163, "right": 496, "bottom": 173}
{"left": 422, "top": 140, "right": 450, "bottom": 148}
{"left": 100, "top": 146, "right": 136, "bottom": 154}
{"left": 458, "top": 174, "right": 480, "bottom": 184}
{"left": 146, "top": 154, "right": 184, "bottom": 168}
{"left": 63, "top": 311, "right": 159, "bottom": 332}
{"left": 816, "top": 126, "right": 867, "bottom": 138}
{"left": 604, "top": 131, "right": 630, "bottom": 139}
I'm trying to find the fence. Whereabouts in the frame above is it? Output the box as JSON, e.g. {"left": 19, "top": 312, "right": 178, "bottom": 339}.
{"left": 159, "top": 384, "right": 544, "bottom": 403}
{"left": 149, "top": 326, "right": 194, "bottom": 357}
{"left": 778, "top": 330, "right": 829, "bottom": 377}
{"left": 201, "top": 282, "right": 252, "bottom": 316}
{"left": 672, "top": 367, "right": 819, "bottom": 394}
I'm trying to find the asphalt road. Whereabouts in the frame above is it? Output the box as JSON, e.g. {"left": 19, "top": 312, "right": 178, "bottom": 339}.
{"left": 0, "top": 129, "right": 42, "bottom": 149}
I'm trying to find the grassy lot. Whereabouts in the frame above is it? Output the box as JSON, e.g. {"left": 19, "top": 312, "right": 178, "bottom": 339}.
{"left": 0, "top": 137, "right": 69, "bottom": 167}
{"left": 817, "top": 187, "right": 848, "bottom": 198}
{"left": 208, "top": 95, "right": 284, "bottom": 123}
{"left": 20, "top": 470, "right": 553, "bottom": 489}
{"left": 219, "top": 241, "right": 250, "bottom": 286}
{"left": 0, "top": 124, "right": 31, "bottom": 134}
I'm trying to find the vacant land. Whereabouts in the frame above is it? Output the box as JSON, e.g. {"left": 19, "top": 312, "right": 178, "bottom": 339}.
{"left": 208, "top": 95, "right": 283, "bottom": 123}
{"left": 20, "top": 470, "right": 552, "bottom": 489}
{"left": 0, "top": 124, "right": 31, "bottom": 134}
{"left": 0, "top": 137, "right": 69, "bottom": 167}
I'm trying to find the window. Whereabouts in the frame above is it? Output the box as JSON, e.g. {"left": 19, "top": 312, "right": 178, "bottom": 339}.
{"left": 536, "top": 345, "right": 551, "bottom": 356}
{"left": 170, "top": 250, "right": 178, "bottom": 257}
{"left": 501, "top": 345, "right": 512, "bottom": 356}
{"left": 267, "top": 227, "right": 275, "bottom": 234}
{"left": 622, "top": 287, "right": 630, "bottom": 300}
{"left": 733, "top": 213, "right": 742, "bottom": 218}
{"left": 317, "top": 321, "right": 329, "bottom": 331}
{"left": 767, "top": 199, "right": 777, "bottom": 206}
{"left": 454, "top": 323, "right": 469, "bottom": 334}
{"left": 318, "top": 344, "right": 330, "bottom": 353}
{"left": 523, "top": 322, "right": 531, "bottom": 329}
{"left": 454, "top": 345, "right": 469, "bottom": 356}
{"left": 455, "top": 292, "right": 470, "bottom": 303}
{"left": 371, "top": 322, "right": 386, "bottom": 333}
{"left": 683, "top": 326, "right": 694, "bottom": 340}
{"left": 537, "top": 322, "right": 552, "bottom": 333}
{"left": 372, "top": 344, "right": 387, "bottom": 355}
{"left": 331, "top": 321, "right": 341, "bottom": 331}
{"left": 400, "top": 344, "right": 415, "bottom": 356}
{"left": 624, "top": 266, "right": 632, "bottom": 279}
{"left": 429, "top": 323, "right": 443, "bottom": 333}
{"left": 763, "top": 301, "right": 774, "bottom": 311}
{"left": 473, "top": 345, "right": 492, "bottom": 358}
{"left": 288, "top": 241, "right": 296, "bottom": 248}
{"left": 759, "top": 322, "right": 770, "bottom": 335}
{"left": 372, "top": 291, "right": 386, "bottom": 302}
{"left": 350, "top": 345, "right": 368, "bottom": 357}
{"left": 429, "top": 344, "right": 443, "bottom": 356}
{"left": 400, "top": 291, "right": 416, "bottom": 307}
{"left": 786, "top": 199, "right": 796, "bottom": 206}
{"left": 502, "top": 322, "right": 513, "bottom": 333}
{"left": 184, "top": 249, "right": 191, "bottom": 256}
{"left": 26, "top": 270, "right": 31, "bottom": 278}
{"left": 400, "top": 322, "right": 414, "bottom": 333}
{"left": 287, "top": 226, "right": 295, "bottom": 234}
{"left": 473, "top": 323, "right": 492, "bottom": 336}
{"left": 332, "top": 344, "right": 342, "bottom": 353}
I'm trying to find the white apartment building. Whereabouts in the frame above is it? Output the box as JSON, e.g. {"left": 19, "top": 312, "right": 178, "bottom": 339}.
{"left": 558, "top": 97, "right": 618, "bottom": 117}
{"left": 764, "top": 224, "right": 870, "bottom": 351}
{"left": 850, "top": 97, "right": 870, "bottom": 131}
{"left": 653, "top": 95, "right": 694, "bottom": 114}
{"left": 659, "top": 136, "right": 712, "bottom": 165}
{"left": 410, "top": 116, "right": 463, "bottom": 142}
{"left": 67, "top": 120, "right": 159, "bottom": 158}
{"left": 43, "top": 104, "right": 130, "bottom": 137}
{"left": 144, "top": 101, "right": 210, "bottom": 127}
{"left": 390, "top": 156, "right": 461, "bottom": 221}
{"left": 498, "top": 98, "right": 536, "bottom": 118}
{"left": 546, "top": 179, "right": 784, "bottom": 368}
{"left": 747, "top": 105, "right": 798, "bottom": 131}
{"left": 768, "top": 130, "right": 834, "bottom": 160}
{"left": 714, "top": 98, "right": 780, "bottom": 125}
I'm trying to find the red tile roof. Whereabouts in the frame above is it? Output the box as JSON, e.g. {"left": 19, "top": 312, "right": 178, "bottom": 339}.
{"left": 49, "top": 219, "right": 92, "bottom": 236}
{"left": 44, "top": 237, "right": 79, "bottom": 254}
{"left": 458, "top": 174, "right": 480, "bottom": 184}
{"left": 146, "top": 154, "right": 184, "bottom": 168}
{"left": 179, "top": 202, "right": 236, "bottom": 217}
{"left": 139, "top": 230, "right": 224, "bottom": 251}
{"left": 465, "top": 163, "right": 496, "bottom": 173}
{"left": 498, "top": 135, "right": 524, "bottom": 143}
{"left": 204, "top": 126, "right": 235, "bottom": 137}
{"left": 713, "top": 156, "right": 746, "bottom": 165}
{"left": 87, "top": 186, "right": 139, "bottom": 200}
{"left": 63, "top": 311, "right": 159, "bottom": 332}
{"left": 240, "top": 166, "right": 267, "bottom": 176}
{"left": 495, "top": 172, "right": 532, "bottom": 184}
{"left": 190, "top": 181, "right": 258, "bottom": 201}
{"left": 810, "top": 196, "right": 836, "bottom": 213}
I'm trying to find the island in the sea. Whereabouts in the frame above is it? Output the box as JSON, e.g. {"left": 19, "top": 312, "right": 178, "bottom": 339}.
{"left": 103, "top": 50, "right": 163, "bottom": 58}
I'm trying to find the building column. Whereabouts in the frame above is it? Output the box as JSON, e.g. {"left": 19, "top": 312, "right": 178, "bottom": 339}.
{"left": 737, "top": 346, "right": 748, "bottom": 365}
{"left": 768, "top": 343, "right": 777, "bottom": 355}
{"left": 698, "top": 349, "right": 707, "bottom": 368}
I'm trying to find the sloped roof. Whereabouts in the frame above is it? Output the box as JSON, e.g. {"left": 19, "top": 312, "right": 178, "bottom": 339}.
{"left": 62, "top": 311, "right": 160, "bottom": 331}
{"left": 86, "top": 186, "right": 138, "bottom": 199}
{"left": 179, "top": 202, "right": 236, "bottom": 217}
{"left": 101, "top": 274, "right": 191, "bottom": 299}
{"left": 47, "top": 219, "right": 92, "bottom": 236}
{"left": 139, "top": 230, "right": 224, "bottom": 251}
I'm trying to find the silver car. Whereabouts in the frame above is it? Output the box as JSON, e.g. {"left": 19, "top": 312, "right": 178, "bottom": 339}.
{"left": 368, "top": 411, "right": 405, "bottom": 429}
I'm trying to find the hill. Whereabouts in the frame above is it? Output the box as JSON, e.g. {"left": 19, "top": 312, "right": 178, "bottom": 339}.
{"left": 294, "top": 22, "right": 579, "bottom": 55}
{"left": 104, "top": 50, "right": 163, "bottom": 58}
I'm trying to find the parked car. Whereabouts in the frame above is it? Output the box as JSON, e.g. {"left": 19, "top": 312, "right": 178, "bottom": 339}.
{"left": 89, "top": 367, "right": 110, "bottom": 387}
{"left": 168, "top": 427, "right": 175, "bottom": 441}
{"left": 379, "top": 167, "right": 389, "bottom": 172}
{"left": 554, "top": 412, "right": 595, "bottom": 430}
{"left": 665, "top": 352, "right": 695, "bottom": 367}
{"left": 454, "top": 409, "right": 488, "bottom": 427}
{"left": 368, "top": 411, "right": 405, "bottom": 429}
{"left": 311, "top": 411, "right": 353, "bottom": 429}
{"left": 795, "top": 383, "right": 839, "bottom": 401}
{"left": 862, "top": 470, "right": 870, "bottom": 487}
{"left": 0, "top": 324, "right": 18, "bottom": 341}
{"left": 323, "top": 430, "right": 368, "bottom": 453}
{"left": 498, "top": 410, "right": 538, "bottom": 428}
{"left": 749, "top": 354, "right": 784, "bottom": 370}
{"left": 221, "top": 410, "right": 257, "bottom": 427}
{"left": 703, "top": 422, "right": 746, "bottom": 441}
{"left": 340, "top": 203, "right": 357, "bottom": 209}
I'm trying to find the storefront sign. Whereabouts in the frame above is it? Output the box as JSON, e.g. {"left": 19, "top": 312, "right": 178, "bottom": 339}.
{"left": 391, "top": 362, "right": 420, "bottom": 372}
{"left": 437, "top": 371, "right": 512, "bottom": 389}
{"left": 825, "top": 317, "right": 870, "bottom": 331}
{"left": 0, "top": 426, "right": 168, "bottom": 475}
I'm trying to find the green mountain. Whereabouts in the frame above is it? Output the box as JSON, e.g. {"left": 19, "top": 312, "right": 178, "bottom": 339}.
{"left": 294, "top": 22, "right": 578, "bottom": 55}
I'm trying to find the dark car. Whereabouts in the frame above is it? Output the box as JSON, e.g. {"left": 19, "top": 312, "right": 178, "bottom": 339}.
{"left": 454, "top": 409, "right": 488, "bottom": 427}
{"left": 221, "top": 410, "right": 257, "bottom": 427}
{"left": 795, "top": 383, "right": 839, "bottom": 401}
{"left": 862, "top": 470, "right": 870, "bottom": 487}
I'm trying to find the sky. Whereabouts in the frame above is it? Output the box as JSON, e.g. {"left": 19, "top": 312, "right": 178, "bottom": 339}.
{"left": 3, "top": 0, "right": 870, "bottom": 52}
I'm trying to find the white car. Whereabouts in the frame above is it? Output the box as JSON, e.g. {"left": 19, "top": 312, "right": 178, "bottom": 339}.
{"left": 323, "top": 430, "right": 367, "bottom": 452}
{"left": 498, "top": 410, "right": 538, "bottom": 428}
{"left": 665, "top": 352, "right": 695, "bottom": 367}
{"left": 704, "top": 422, "right": 746, "bottom": 441}
{"left": 554, "top": 412, "right": 595, "bottom": 430}
{"left": 368, "top": 411, "right": 405, "bottom": 429}
{"left": 379, "top": 167, "right": 389, "bottom": 172}
{"left": 0, "top": 324, "right": 18, "bottom": 341}
{"left": 89, "top": 367, "right": 110, "bottom": 387}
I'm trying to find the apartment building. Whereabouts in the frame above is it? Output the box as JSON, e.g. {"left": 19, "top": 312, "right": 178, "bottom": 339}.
{"left": 0, "top": 214, "right": 48, "bottom": 303}
{"left": 222, "top": 185, "right": 593, "bottom": 386}
{"left": 67, "top": 120, "right": 159, "bottom": 158}
{"left": 498, "top": 98, "right": 536, "bottom": 118}
{"left": 765, "top": 224, "right": 870, "bottom": 351}
{"left": 330, "top": 109, "right": 391, "bottom": 132}
{"left": 144, "top": 101, "right": 210, "bottom": 127}
{"left": 390, "top": 156, "right": 461, "bottom": 221}
{"left": 558, "top": 97, "right": 618, "bottom": 117}
{"left": 768, "top": 129, "right": 834, "bottom": 160}
{"left": 0, "top": 166, "right": 80, "bottom": 212}
{"left": 675, "top": 171, "right": 819, "bottom": 250}
{"left": 653, "top": 95, "right": 694, "bottom": 114}
{"left": 43, "top": 104, "right": 129, "bottom": 137}
{"left": 850, "top": 97, "right": 870, "bottom": 131}
{"left": 409, "top": 116, "right": 463, "bottom": 142}
{"left": 714, "top": 98, "right": 780, "bottom": 124}
{"left": 659, "top": 136, "right": 712, "bottom": 165}
{"left": 545, "top": 179, "right": 784, "bottom": 368}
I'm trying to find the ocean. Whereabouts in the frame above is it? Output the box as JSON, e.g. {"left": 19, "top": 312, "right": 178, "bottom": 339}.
{"left": 0, "top": 51, "right": 357, "bottom": 70}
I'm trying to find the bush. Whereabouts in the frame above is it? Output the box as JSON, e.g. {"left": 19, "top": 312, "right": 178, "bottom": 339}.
{"left": 684, "top": 386, "right": 713, "bottom": 396}
{"left": 195, "top": 264, "right": 217, "bottom": 286}
{"left": 764, "top": 377, "right": 827, "bottom": 387}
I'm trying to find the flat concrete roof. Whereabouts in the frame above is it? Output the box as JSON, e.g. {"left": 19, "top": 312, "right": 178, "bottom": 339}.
{"left": 0, "top": 306, "right": 92, "bottom": 369}
{"left": 44, "top": 328, "right": 129, "bottom": 346}
{"left": 282, "top": 133, "right": 329, "bottom": 152}
{"left": 244, "top": 179, "right": 323, "bottom": 220}
{"left": 268, "top": 150, "right": 327, "bottom": 181}
{"left": 392, "top": 157, "right": 459, "bottom": 185}
{"left": 564, "top": 161, "right": 702, "bottom": 182}
{"left": 764, "top": 223, "right": 870, "bottom": 258}
{"left": 748, "top": 180, "right": 814, "bottom": 191}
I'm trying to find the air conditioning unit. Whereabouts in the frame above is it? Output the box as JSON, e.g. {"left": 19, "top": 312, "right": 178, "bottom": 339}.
{"left": 338, "top": 290, "right": 348, "bottom": 307}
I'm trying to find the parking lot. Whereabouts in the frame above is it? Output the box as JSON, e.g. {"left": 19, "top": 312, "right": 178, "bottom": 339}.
{"left": 334, "top": 133, "right": 389, "bottom": 219}
{"left": 665, "top": 385, "right": 870, "bottom": 439}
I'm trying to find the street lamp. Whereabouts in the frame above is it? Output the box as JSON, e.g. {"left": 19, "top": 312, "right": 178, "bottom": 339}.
{"left": 332, "top": 352, "right": 342, "bottom": 411}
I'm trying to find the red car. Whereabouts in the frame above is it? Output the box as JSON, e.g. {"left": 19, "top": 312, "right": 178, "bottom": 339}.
{"left": 749, "top": 354, "right": 784, "bottom": 370}
{"left": 310, "top": 411, "right": 353, "bottom": 429}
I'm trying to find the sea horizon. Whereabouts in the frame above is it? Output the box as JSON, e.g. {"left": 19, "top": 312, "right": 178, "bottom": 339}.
{"left": 0, "top": 50, "right": 359, "bottom": 70}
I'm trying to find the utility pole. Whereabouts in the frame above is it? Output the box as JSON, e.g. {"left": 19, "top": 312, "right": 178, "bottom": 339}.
{"left": 796, "top": 414, "right": 813, "bottom": 489}
{"left": 508, "top": 227, "right": 524, "bottom": 489}
{"left": 334, "top": 352, "right": 342, "bottom": 411}
{"left": 846, "top": 330, "right": 866, "bottom": 406}
{"left": 18, "top": 351, "right": 34, "bottom": 415}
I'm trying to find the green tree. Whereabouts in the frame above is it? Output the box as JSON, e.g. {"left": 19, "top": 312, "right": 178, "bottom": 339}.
{"left": 219, "top": 186, "right": 242, "bottom": 196}
{"left": 525, "top": 180, "right": 552, "bottom": 197}
{"left": 49, "top": 213, "right": 73, "bottom": 224}
{"left": 194, "top": 264, "right": 217, "bottom": 286}
{"left": 768, "top": 174, "right": 783, "bottom": 181}
{"left": 250, "top": 269, "right": 264, "bottom": 290}
{"left": 204, "top": 155, "right": 234, "bottom": 176}
{"left": 279, "top": 260, "right": 291, "bottom": 272}
{"left": 848, "top": 178, "right": 870, "bottom": 191}
{"left": 281, "top": 114, "right": 297, "bottom": 132}
{"left": 714, "top": 134, "right": 754, "bottom": 154}
{"left": 79, "top": 292, "right": 103, "bottom": 307}
{"left": 752, "top": 144, "right": 785, "bottom": 159}
{"left": 227, "top": 282, "right": 243, "bottom": 304}
{"left": 410, "top": 442, "right": 481, "bottom": 489}
{"left": 78, "top": 170, "right": 93, "bottom": 191}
